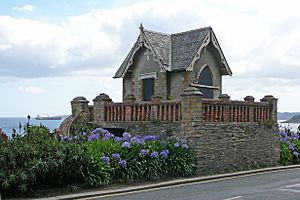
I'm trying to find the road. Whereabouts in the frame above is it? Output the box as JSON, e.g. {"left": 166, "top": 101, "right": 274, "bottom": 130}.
{"left": 81, "top": 168, "right": 300, "bottom": 200}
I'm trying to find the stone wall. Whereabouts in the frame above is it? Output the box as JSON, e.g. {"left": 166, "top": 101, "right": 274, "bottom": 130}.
{"left": 194, "top": 123, "right": 280, "bottom": 175}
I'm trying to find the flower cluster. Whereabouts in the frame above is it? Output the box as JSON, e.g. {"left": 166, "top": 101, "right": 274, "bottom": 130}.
{"left": 139, "top": 149, "right": 170, "bottom": 159}
{"left": 101, "top": 153, "right": 127, "bottom": 168}
{"left": 279, "top": 128, "right": 300, "bottom": 159}
{"left": 173, "top": 138, "right": 189, "bottom": 149}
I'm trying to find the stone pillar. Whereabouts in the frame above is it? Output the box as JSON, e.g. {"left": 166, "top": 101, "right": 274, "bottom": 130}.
{"left": 219, "top": 94, "right": 230, "bottom": 122}
{"left": 261, "top": 95, "right": 278, "bottom": 122}
{"left": 124, "top": 94, "right": 136, "bottom": 121}
{"left": 181, "top": 87, "right": 203, "bottom": 146}
{"left": 93, "top": 93, "right": 112, "bottom": 126}
{"left": 181, "top": 87, "right": 203, "bottom": 122}
{"left": 150, "top": 95, "right": 162, "bottom": 120}
{"left": 244, "top": 96, "right": 255, "bottom": 122}
{"left": 71, "top": 96, "right": 90, "bottom": 120}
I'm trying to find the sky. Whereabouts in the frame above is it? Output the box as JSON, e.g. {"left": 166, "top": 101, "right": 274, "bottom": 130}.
{"left": 0, "top": 0, "right": 300, "bottom": 117}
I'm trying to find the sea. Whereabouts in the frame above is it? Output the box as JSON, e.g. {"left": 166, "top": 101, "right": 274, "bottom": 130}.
{"left": 0, "top": 116, "right": 68, "bottom": 138}
{"left": 279, "top": 120, "right": 300, "bottom": 132}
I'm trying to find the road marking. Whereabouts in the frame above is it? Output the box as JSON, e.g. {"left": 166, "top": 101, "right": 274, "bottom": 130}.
{"left": 223, "top": 196, "right": 243, "bottom": 200}
{"left": 280, "top": 188, "right": 300, "bottom": 193}
{"left": 284, "top": 183, "right": 300, "bottom": 188}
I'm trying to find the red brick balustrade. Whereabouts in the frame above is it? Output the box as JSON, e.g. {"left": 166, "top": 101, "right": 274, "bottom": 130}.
{"left": 202, "top": 99, "right": 271, "bottom": 123}
{"left": 105, "top": 100, "right": 181, "bottom": 122}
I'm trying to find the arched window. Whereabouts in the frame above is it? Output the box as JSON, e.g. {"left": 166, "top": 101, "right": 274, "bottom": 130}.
{"left": 198, "top": 67, "right": 214, "bottom": 99}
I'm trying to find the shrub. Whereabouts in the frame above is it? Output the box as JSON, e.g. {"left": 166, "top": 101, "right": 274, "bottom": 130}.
{"left": 279, "top": 127, "right": 300, "bottom": 165}
{"left": 0, "top": 126, "right": 197, "bottom": 196}
{"left": 83, "top": 130, "right": 197, "bottom": 181}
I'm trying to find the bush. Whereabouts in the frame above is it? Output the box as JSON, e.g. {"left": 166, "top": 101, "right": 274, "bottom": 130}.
{"left": 82, "top": 129, "right": 197, "bottom": 181}
{"left": 0, "top": 126, "right": 92, "bottom": 194}
{"left": 0, "top": 126, "right": 197, "bottom": 196}
{"left": 279, "top": 127, "right": 300, "bottom": 165}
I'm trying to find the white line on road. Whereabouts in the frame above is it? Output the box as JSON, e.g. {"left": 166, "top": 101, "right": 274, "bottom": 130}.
{"left": 280, "top": 188, "right": 300, "bottom": 193}
{"left": 223, "top": 196, "right": 243, "bottom": 200}
{"left": 284, "top": 183, "right": 300, "bottom": 188}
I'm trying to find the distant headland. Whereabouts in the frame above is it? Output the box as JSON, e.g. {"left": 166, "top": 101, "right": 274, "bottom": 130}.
{"left": 282, "top": 114, "right": 300, "bottom": 123}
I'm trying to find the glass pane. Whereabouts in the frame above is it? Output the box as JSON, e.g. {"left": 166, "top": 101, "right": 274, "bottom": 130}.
{"left": 198, "top": 67, "right": 213, "bottom": 99}
{"left": 143, "top": 78, "right": 154, "bottom": 101}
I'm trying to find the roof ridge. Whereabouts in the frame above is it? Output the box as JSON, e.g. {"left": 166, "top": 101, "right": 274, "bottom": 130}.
{"left": 171, "top": 26, "right": 211, "bottom": 36}
{"left": 143, "top": 28, "right": 170, "bottom": 36}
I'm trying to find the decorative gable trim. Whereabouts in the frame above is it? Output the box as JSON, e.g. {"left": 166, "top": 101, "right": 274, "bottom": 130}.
{"left": 120, "top": 27, "right": 167, "bottom": 78}
{"left": 186, "top": 32, "right": 211, "bottom": 71}
{"left": 211, "top": 32, "right": 232, "bottom": 76}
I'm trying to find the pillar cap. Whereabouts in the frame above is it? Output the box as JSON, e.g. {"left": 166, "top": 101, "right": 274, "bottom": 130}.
{"left": 244, "top": 96, "right": 255, "bottom": 102}
{"left": 219, "top": 94, "right": 230, "bottom": 101}
{"left": 71, "top": 96, "right": 89, "bottom": 103}
{"left": 124, "top": 94, "right": 136, "bottom": 103}
{"left": 261, "top": 95, "right": 278, "bottom": 102}
{"left": 93, "top": 93, "right": 112, "bottom": 102}
{"left": 181, "top": 87, "right": 203, "bottom": 96}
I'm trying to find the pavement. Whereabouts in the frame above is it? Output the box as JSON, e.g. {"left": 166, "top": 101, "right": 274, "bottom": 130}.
{"left": 35, "top": 165, "right": 300, "bottom": 200}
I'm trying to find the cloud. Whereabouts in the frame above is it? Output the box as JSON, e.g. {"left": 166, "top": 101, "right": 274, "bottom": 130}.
{"left": 12, "top": 5, "right": 35, "bottom": 12}
{"left": 18, "top": 86, "right": 44, "bottom": 94}
{"left": 1, "top": 0, "right": 300, "bottom": 108}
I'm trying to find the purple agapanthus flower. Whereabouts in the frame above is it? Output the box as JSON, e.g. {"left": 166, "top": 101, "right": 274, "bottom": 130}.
{"left": 150, "top": 151, "right": 158, "bottom": 158}
{"left": 292, "top": 134, "right": 299, "bottom": 140}
{"left": 101, "top": 156, "right": 110, "bottom": 164}
{"left": 280, "top": 130, "right": 288, "bottom": 138}
{"left": 112, "top": 153, "right": 121, "bottom": 161}
{"left": 293, "top": 151, "right": 299, "bottom": 158}
{"left": 92, "top": 128, "right": 101, "bottom": 135}
{"left": 131, "top": 136, "right": 144, "bottom": 145}
{"left": 119, "top": 160, "right": 127, "bottom": 168}
{"left": 122, "top": 141, "right": 131, "bottom": 148}
{"left": 160, "top": 149, "right": 169, "bottom": 159}
{"left": 143, "top": 135, "right": 159, "bottom": 141}
{"left": 101, "top": 129, "right": 110, "bottom": 137}
{"left": 140, "top": 149, "right": 149, "bottom": 156}
{"left": 122, "top": 132, "right": 131, "bottom": 140}
{"left": 182, "top": 144, "right": 189, "bottom": 149}
{"left": 280, "top": 137, "right": 287, "bottom": 143}
{"left": 105, "top": 132, "right": 114, "bottom": 139}
{"left": 114, "top": 137, "right": 123, "bottom": 142}
{"left": 88, "top": 133, "right": 99, "bottom": 141}
{"left": 287, "top": 141, "right": 295, "bottom": 151}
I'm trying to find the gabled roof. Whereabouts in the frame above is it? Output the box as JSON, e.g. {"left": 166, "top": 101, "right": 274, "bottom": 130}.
{"left": 114, "top": 25, "right": 232, "bottom": 78}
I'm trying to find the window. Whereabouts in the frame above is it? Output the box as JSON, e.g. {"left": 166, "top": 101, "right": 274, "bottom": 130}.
{"left": 143, "top": 78, "right": 154, "bottom": 101}
{"left": 198, "top": 67, "right": 214, "bottom": 99}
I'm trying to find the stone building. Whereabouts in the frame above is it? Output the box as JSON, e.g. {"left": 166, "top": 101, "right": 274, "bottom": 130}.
{"left": 61, "top": 25, "right": 280, "bottom": 175}
{"left": 114, "top": 24, "right": 232, "bottom": 101}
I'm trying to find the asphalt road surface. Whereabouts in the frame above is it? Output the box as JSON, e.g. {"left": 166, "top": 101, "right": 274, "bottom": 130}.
{"left": 85, "top": 168, "right": 300, "bottom": 200}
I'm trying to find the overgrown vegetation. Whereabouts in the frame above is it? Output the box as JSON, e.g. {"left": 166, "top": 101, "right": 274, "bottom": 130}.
{"left": 0, "top": 126, "right": 197, "bottom": 197}
{"left": 279, "top": 126, "right": 300, "bottom": 165}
